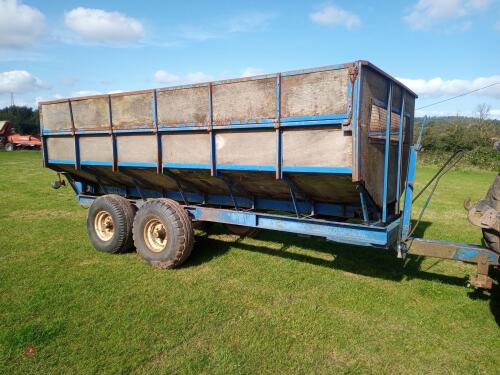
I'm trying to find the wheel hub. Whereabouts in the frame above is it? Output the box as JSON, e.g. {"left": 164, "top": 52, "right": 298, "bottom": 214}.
{"left": 144, "top": 218, "right": 167, "bottom": 252}
{"left": 94, "top": 211, "right": 114, "bottom": 241}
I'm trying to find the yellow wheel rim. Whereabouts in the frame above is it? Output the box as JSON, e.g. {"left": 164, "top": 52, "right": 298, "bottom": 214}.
{"left": 144, "top": 217, "right": 167, "bottom": 252}
{"left": 94, "top": 210, "right": 114, "bottom": 241}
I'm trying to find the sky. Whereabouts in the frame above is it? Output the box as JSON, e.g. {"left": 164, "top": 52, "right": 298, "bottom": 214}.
{"left": 0, "top": 0, "right": 499, "bottom": 118}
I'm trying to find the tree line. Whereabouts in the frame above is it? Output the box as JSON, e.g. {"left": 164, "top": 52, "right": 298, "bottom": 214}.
{"left": 415, "top": 111, "right": 499, "bottom": 171}
{"left": 0, "top": 106, "right": 40, "bottom": 136}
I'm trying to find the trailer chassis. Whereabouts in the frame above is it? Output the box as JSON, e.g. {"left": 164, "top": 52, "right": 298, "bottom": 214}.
{"left": 72, "top": 141, "right": 499, "bottom": 290}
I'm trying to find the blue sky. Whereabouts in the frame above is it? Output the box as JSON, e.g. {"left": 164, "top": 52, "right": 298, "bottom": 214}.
{"left": 0, "top": 0, "right": 499, "bottom": 117}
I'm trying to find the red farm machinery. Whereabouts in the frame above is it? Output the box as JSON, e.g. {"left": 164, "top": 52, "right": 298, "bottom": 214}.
{"left": 0, "top": 120, "right": 42, "bottom": 151}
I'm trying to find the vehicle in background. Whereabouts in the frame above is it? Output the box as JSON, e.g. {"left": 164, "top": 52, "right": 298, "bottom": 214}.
{"left": 0, "top": 120, "right": 42, "bottom": 151}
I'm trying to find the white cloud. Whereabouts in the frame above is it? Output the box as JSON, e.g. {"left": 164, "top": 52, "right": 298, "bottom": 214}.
{"left": 0, "top": 0, "right": 45, "bottom": 48}
{"left": 180, "top": 11, "right": 275, "bottom": 41}
{"left": 310, "top": 4, "right": 361, "bottom": 30}
{"left": 71, "top": 90, "right": 125, "bottom": 97}
{"left": 489, "top": 108, "right": 500, "bottom": 119}
{"left": 179, "top": 26, "right": 215, "bottom": 41}
{"left": 416, "top": 108, "right": 500, "bottom": 119}
{"left": 398, "top": 75, "right": 500, "bottom": 99}
{"left": 62, "top": 77, "right": 79, "bottom": 86}
{"left": 186, "top": 72, "right": 214, "bottom": 83}
{"left": 64, "top": 7, "right": 144, "bottom": 43}
{"left": 241, "top": 67, "right": 265, "bottom": 77}
{"left": 227, "top": 12, "right": 275, "bottom": 33}
{"left": 154, "top": 70, "right": 180, "bottom": 84}
{"left": 35, "top": 94, "right": 62, "bottom": 104}
{"left": 404, "top": 0, "right": 491, "bottom": 30}
{"left": 0, "top": 70, "right": 50, "bottom": 93}
{"left": 467, "top": 0, "right": 491, "bottom": 10}
{"left": 72, "top": 90, "right": 102, "bottom": 97}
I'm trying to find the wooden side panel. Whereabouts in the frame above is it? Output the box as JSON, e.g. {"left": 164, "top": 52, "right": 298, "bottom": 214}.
{"left": 72, "top": 97, "right": 110, "bottom": 129}
{"left": 80, "top": 136, "right": 112, "bottom": 161}
{"left": 162, "top": 133, "right": 210, "bottom": 164}
{"left": 212, "top": 78, "right": 276, "bottom": 123}
{"left": 111, "top": 93, "right": 153, "bottom": 128}
{"left": 157, "top": 86, "right": 209, "bottom": 126}
{"left": 117, "top": 135, "right": 157, "bottom": 163}
{"left": 216, "top": 130, "right": 276, "bottom": 166}
{"left": 41, "top": 102, "right": 72, "bottom": 131}
{"left": 281, "top": 69, "right": 348, "bottom": 117}
{"left": 282, "top": 128, "right": 352, "bottom": 167}
{"left": 47, "top": 137, "right": 74, "bottom": 160}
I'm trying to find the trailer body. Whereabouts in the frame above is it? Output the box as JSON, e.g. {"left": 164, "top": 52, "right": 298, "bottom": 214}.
{"left": 39, "top": 61, "right": 499, "bottom": 288}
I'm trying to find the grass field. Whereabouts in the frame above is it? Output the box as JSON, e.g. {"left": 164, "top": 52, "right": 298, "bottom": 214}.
{"left": 0, "top": 151, "right": 499, "bottom": 374}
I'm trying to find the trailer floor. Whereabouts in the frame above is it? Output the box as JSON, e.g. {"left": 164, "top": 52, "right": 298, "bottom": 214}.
{"left": 0, "top": 151, "right": 499, "bottom": 375}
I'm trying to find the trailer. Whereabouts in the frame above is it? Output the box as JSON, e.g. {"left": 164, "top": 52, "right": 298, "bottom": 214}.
{"left": 39, "top": 60, "right": 499, "bottom": 289}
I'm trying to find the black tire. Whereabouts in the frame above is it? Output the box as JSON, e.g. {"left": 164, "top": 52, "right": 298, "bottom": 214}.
{"left": 157, "top": 198, "right": 194, "bottom": 264}
{"left": 224, "top": 224, "right": 260, "bottom": 238}
{"left": 483, "top": 175, "right": 499, "bottom": 253}
{"left": 132, "top": 199, "right": 193, "bottom": 268}
{"left": 109, "top": 195, "right": 137, "bottom": 252}
{"left": 87, "top": 195, "right": 135, "bottom": 254}
{"left": 5, "top": 143, "right": 14, "bottom": 151}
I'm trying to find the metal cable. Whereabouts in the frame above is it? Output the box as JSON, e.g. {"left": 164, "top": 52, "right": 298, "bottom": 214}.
{"left": 412, "top": 150, "right": 466, "bottom": 203}
{"left": 407, "top": 150, "right": 466, "bottom": 239}
{"left": 416, "top": 81, "right": 500, "bottom": 110}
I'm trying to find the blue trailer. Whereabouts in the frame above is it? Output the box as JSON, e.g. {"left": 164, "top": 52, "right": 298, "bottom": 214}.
{"left": 39, "top": 60, "right": 499, "bottom": 289}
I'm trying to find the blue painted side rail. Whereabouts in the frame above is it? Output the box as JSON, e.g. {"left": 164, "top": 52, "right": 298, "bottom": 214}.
{"left": 187, "top": 206, "right": 399, "bottom": 248}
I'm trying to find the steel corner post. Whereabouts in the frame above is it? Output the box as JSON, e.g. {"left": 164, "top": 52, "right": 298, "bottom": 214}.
{"left": 401, "top": 146, "right": 417, "bottom": 241}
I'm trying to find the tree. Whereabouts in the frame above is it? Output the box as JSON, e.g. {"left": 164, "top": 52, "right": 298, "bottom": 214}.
{"left": 476, "top": 103, "right": 491, "bottom": 122}
{"left": 0, "top": 105, "right": 40, "bottom": 135}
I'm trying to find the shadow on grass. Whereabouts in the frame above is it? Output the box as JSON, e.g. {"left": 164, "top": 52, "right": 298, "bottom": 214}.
{"left": 186, "top": 223, "right": 500, "bottom": 325}
{"left": 187, "top": 223, "right": 463, "bottom": 286}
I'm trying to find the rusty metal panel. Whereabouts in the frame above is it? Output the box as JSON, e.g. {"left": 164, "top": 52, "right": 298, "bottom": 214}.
{"left": 47, "top": 137, "right": 74, "bottom": 160}
{"left": 80, "top": 136, "right": 112, "bottom": 161}
{"left": 282, "top": 128, "right": 352, "bottom": 167}
{"left": 281, "top": 69, "right": 348, "bottom": 117}
{"left": 117, "top": 134, "right": 157, "bottom": 163}
{"left": 157, "top": 86, "right": 209, "bottom": 126}
{"left": 41, "top": 102, "right": 72, "bottom": 131}
{"left": 216, "top": 130, "right": 276, "bottom": 166}
{"left": 72, "top": 97, "right": 110, "bottom": 129}
{"left": 212, "top": 78, "right": 276, "bottom": 123}
{"left": 162, "top": 133, "right": 210, "bottom": 164}
{"left": 111, "top": 92, "right": 153, "bottom": 128}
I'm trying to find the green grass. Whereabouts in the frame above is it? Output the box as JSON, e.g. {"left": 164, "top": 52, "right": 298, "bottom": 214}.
{"left": 0, "top": 151, "right": 499, "bottom": 374}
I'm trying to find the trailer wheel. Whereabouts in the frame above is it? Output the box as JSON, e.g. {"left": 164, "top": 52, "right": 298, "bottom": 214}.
{"left": 224, "top": 224, "right": 260, "bottom": 238}
{"left": 132, "top": 199, "right": 193, "bottom": 268}
{"left": 5, "top": 143, "right": 14, "bottom": 151}
{"left": 482, "top": 175, "right": 499, "bottom": 253}
{"left": 87, "top": 195, "right": 135, "bottom": 254}
{"left": 108, "top": 195, "right": 136, "bottom": 251}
